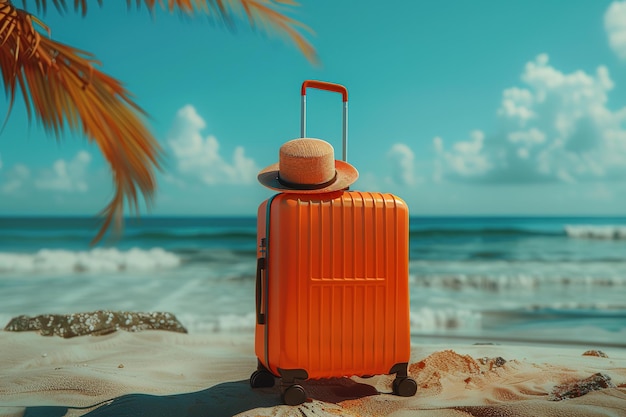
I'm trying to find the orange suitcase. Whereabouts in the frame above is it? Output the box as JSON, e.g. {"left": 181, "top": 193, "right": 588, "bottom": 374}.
{"left": 250, "top": 81, "right": 417, "bottom": 405}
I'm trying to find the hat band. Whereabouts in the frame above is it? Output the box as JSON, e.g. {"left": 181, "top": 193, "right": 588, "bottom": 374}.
{"left": 277, "top": 171, "right": 338, "bottom": 190}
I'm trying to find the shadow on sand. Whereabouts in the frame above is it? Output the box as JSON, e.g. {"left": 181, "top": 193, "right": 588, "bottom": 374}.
{"left": 22, "top": 377, "right": 380, "bottom": 417}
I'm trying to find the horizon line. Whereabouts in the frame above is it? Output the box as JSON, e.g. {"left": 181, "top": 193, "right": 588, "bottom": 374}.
{"left": 1, "top": 214, "right": 625, "bottom": 219}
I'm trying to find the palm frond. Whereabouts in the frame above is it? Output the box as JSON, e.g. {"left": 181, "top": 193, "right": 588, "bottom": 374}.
{"left": 20, "top": 0, "right": 317, "bottom": 62}
{"left": 1, "top": 0, "right": 315, "bottom": 244}
{"left": 1, "top": 1, "right": 162, "bottom": 244}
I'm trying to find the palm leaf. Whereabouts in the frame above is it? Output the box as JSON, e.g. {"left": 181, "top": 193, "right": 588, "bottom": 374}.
{"left": 21, "top": 0, "right": 317, "bottom": 62}
{"left": 1, "top": 1, "right": 161, "bottom": 243}
{"left": 1, "top": 0, "right": 315, "bottom": 244}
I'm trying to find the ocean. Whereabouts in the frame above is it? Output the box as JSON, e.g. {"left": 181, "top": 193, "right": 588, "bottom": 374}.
{"left": 1, "top": 215, "right": 625, "bottom": 347}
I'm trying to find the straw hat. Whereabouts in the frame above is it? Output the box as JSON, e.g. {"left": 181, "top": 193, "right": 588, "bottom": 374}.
{"left": 257, "top": 138, "right": 358, "bottom": 193}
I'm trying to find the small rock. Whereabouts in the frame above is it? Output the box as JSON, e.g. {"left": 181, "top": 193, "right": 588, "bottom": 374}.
{"left": 478, "top": 356, "right": 507, "bottom": 371}
{"left": 582, "top": 350, "right": 608, "bottom": 358}
{"left": 118, "top": 364, "right": 124, "bottom": 369}
{"left": 549, "top": 372, "right": 615, "bottom": 401}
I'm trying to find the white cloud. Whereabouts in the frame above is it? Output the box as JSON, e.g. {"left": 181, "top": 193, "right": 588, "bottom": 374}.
{"left": 605, "top": 1, "right": 626, "bottom": 60}
{"left": 497, "top": 87, "right": 535, "bottom": 124}
{"left": 387, "top": 143, "right": 418, "bottom": 186}
{"left": 168, "top": 105, "right": 258, "bottom": 185}
{"left": 507, "top": 128, "right": 545, "bottom": 146}
{"left": 435, "top": 131, "right": 492, "bottom": 179}
{"left": 435, "top": 54, "right": 626, "bottom": 184}
{"left": 35, "top": 151, "right": 91, "bottom": 192}
{"left": 1, "top": 164, "right": 30, "bottom": 193}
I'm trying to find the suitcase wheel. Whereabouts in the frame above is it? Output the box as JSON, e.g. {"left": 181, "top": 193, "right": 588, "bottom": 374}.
{"left": 282, "top": 384, "right": 307, "bottom": 406}
{"left": 392, "top": 376, "right": 417, "bottom": 397}
{"left": 250, "top": 370, "right": 276, "bottom": 388}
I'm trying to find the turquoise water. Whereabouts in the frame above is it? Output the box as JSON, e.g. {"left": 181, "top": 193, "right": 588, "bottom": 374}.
{"left": 1, "top": 216, "right": 625, "bottom": 346}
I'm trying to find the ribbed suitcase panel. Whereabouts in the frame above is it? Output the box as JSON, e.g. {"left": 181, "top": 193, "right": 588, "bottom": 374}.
{"left": 260, "top": 191, "right": 410, "bottom": 379}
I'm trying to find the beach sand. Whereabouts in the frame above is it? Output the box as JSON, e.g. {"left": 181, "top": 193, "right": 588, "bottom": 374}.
{"left": 1, "top": 330, "right": 625, "bottom": 417}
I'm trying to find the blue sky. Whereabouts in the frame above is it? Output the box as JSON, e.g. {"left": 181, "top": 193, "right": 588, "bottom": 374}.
{"left": 1, "top": 0, "right": 626, "bottom": 217}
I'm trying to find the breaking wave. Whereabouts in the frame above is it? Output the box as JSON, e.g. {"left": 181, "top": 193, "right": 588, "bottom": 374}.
{"left": 565, "top": 225, "right": 626, "bottom": 239}
{"left": 0, "top": 248, "right": 181, "bottom": 274}
{"left": 412, "top": 273, "right": 626, "bottom": 289}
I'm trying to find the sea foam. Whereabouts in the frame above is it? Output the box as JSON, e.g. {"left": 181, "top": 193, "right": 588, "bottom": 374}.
{"left": 565, "top": 225, "right": 626, "bottom": 239}
{"left": 410, "top": 308, "right": 482, "bottom": 332}
{"left": 180, "top": 309, "right": 481, "bottom": 334}
{"left": 0, "top": 247, "right": 181, "bottom": 274}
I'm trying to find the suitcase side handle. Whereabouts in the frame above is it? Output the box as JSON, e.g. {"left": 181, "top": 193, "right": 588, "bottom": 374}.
{"left": 256, "top": 257, "right": 266, "bottom": 325}
{"left": 300, "top": 80, "right": 348, "bottom": 162}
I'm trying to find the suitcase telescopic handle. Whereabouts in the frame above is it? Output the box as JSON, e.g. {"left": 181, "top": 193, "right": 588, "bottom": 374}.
{"left": 300, "top": 80, "right": 348, "bottom": 162}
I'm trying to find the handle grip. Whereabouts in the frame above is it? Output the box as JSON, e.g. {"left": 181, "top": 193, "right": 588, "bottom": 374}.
{"left": 301, "top": 80, "right": 348, "bottom": 102}
{"left": 256, "top": 257, "right": 266, "bottom": 325}
{"left": 300, "top": 79, "right": 348, "bottom": 161}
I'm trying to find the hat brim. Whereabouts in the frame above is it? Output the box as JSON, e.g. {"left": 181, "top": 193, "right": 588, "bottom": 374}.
{"left": 257, "top": 160, "right": 359, "bottom": 194}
